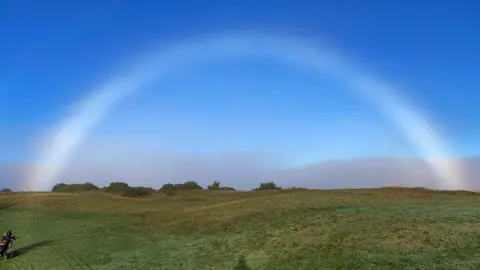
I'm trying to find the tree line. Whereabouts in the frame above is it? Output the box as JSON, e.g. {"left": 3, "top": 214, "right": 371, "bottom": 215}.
{"left": 48, "top": 180, "right": 283, "bottom": 197}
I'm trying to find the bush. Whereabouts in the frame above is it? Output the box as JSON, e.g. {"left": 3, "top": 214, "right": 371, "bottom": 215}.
{"left": 51, "top": 182, "right": 100, "bottom": 193}
{"left": 207, "top": 180, "right": 220, "bottom": 190}
{"left": 52, "top": 183, "right": 68, "bottom": 192}
{"left": 0, "top": 188, "right": 12, "bottom": 193}
{"left": 160, "top": 183, "right": 175, "bottom": 190}
{"left": 255, "top": 182, "right": 281, "bottom": 191}
{"left": 121, "top": 186, "right": 155, "bottom": 197}
{"left": 104, "top": 182, "right": 154, "bottom": 197}
{"left": 103, "top": 182, "right": 130, "bottom": 194}
{"left": 159, "top": 181, "right": 204, "bottom": 195}
{"left": 159, "top": 183, "right": 179, "bottom": 195}
{"left": 179, "top": 181, "right": 203, "bottom": 190}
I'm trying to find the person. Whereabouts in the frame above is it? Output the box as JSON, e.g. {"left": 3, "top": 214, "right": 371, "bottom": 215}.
{"left": 0, "top": 230, "right": 12, "bottom": 245}
{"left": 2, "top": 230, "right": 11, "bottom": 240}
{"left": 1, "top": 231, "right": 10, "bottom": 242}
{"left": 0, "top": 230, "right": 13, "bottom": 255}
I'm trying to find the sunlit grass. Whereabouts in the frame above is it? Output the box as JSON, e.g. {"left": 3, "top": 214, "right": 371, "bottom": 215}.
{"left": 1, "top": 188, "right": 480, "bottom": 269}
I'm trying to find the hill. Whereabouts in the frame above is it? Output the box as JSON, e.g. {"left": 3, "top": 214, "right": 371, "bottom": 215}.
{"left": 1, "top": 187, "right": 480, "bottom": 269}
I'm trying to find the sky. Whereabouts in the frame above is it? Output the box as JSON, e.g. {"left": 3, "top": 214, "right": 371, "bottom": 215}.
{"left": 2, "top": 1, "right": 480, "bottom": 190}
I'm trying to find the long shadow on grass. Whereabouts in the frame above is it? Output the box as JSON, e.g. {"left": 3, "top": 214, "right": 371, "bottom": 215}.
{"left": 16, "top": 240, "right": 54, "bottom": 255}
{"left": 0, "top": 202, "right": 18, "bottom": 211}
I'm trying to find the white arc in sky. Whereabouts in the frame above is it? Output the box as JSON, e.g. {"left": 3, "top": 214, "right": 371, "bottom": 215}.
{"left": 26, "top": 33, "right": 469, "bottom": 191}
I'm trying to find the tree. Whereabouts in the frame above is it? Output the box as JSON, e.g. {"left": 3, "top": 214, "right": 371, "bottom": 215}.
{"left": 121, "top": 186, "right": 154, "bottom": 197}
{"left": 207, "top": 180, "right": 220, "bottom": 190}
{"left": 51, "top": 182, "right": 99, "bottom": 193}
{"left": 103, "top": 182, "right": 130, "bottom": 194}
{"left": 160, "top": 183, "right": 175, "bottom": 191}
{"left": 159, "top": 183, "right": 179, "bottom": 195}
{"left": 256, "top": 181, "right": 281, "bottom": 190}
{"left": 179, "top": 181, "right": 203, "bottom": 190}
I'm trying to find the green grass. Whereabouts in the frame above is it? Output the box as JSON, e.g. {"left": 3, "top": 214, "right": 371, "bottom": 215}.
{"left": 1, "top": 188, "right": 480, "bottom": 269}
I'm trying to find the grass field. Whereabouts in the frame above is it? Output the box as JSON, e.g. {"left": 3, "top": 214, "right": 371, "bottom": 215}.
{"left": 1, "top": 187, "right": 480, "bottom": 269}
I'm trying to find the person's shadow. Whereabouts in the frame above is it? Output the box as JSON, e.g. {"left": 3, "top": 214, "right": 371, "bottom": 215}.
{"left": 15, "top": 240, "right": 54, "bottom": 255}
{"left": 0, "top": 202, "right": 18, "bottom": 210}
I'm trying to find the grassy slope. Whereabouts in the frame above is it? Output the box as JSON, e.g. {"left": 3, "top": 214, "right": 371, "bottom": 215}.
{"left": 1, "top": 188, "right": 480, "bottom": 269}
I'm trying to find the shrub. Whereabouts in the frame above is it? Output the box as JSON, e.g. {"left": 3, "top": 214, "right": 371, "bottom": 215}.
{"left": 51, "top": 182, "right": 100, "bottom": 193}
{"left": 160, "top": 183, "right": 175, "bottom": 191}
{"left": 159, "top": 181, "right": 203, "bottom": 195}
{"left": 103, "top": 182, "right": 130, "bottom": 194}
{"left": 121, "top": 186, "right": 155, "bottom": 197}
{"left": 103, "top": 182, "right": 154, "bottom": 197}
{"left": 179, "top": 181, "right": 203, "bottom": 190}
{"left": 207, "top": 180, "right": 220, "bottom": 190}
{"left": 159, "top": 183, "right": 179, "bottom": 195}
{"left": 52, "top": 183, "right": 68, "bottom": 192}
{"left": 255, "top": 182, "right": 281, "bottom": 191}
{"left": 0, "top": 188, "right": 12, "bottom": 193}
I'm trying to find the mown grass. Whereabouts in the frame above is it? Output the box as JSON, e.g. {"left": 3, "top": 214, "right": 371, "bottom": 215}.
{"left": 1, "top": 187, "right": 480, "bottom": 269}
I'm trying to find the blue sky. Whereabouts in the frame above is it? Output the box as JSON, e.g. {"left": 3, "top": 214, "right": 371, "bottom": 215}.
{"left": 2, "top": 0, "right": 480, "bottom": 189}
